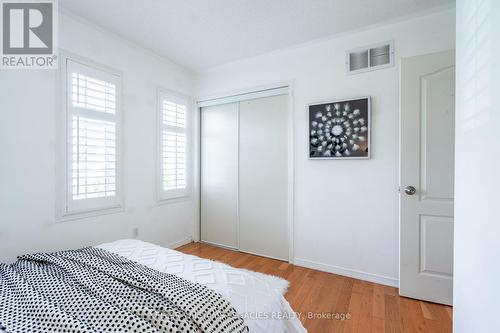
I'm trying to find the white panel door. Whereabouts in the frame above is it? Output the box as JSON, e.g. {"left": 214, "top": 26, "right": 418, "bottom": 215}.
{"left": 400, "top": 50, "right": 455, "bottom": 305}
{"left": 239, "top": 95, "right": 289, "bottom": 260}
{"left": 201, "top": 103, "right": 239, "bottom": 249}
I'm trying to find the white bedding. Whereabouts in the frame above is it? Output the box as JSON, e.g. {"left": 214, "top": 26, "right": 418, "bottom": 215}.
{"left": 98, "top": 239, "right": 306, "bottom": 333}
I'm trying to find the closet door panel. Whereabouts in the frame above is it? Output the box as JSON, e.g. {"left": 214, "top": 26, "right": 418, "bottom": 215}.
{"left": 200, "top": 103, "right": 239, "bottom": 248}
{"left": 238, "top": 95, "right": 289, "bottom": 260}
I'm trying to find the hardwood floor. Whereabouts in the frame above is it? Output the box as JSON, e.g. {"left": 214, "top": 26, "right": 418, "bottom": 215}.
{"left": 176, "top": 242, "right": 452, "bottom": 333}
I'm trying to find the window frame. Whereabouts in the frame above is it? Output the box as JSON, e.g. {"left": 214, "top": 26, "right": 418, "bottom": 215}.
{"left": 57, "top": 52, "right": 124, "bottom": 221}
{"left": 156, "top": 88, "right": 191, "bottom": 202}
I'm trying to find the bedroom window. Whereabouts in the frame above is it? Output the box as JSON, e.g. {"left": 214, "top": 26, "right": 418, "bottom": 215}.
{"left": 63, "top": 58, "right": 123, "bottom": 215}
{"left": 158, "top": 90, "right": 189, "bottom": 200}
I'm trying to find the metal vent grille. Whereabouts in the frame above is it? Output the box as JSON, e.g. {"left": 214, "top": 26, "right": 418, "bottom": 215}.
{"left": 347, "top": 41, "right": 394, "bottom": 74}
{"left": 349, "top": 50, "right": 369, "bottom": 71}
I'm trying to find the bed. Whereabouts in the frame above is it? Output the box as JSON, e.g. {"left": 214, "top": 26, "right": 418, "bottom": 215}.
{"left": 0, "top": 239, "right": 306, "bottom": 333}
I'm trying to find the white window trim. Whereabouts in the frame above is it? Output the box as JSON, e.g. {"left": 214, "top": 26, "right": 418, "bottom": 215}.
{"left": 56, "top": 51, "right": 124, "bottom": 222}
{"left": 156, "top": 88, "right": 192, "bottom": 203}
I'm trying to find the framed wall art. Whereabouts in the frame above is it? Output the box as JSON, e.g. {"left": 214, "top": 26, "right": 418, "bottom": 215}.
{"left": 308, "top": 97, "right": 370, "bottom": 159}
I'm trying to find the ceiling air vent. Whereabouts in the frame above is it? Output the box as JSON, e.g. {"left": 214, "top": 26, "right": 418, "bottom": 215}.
{"left": 347, "top": 41, "right": 394, "bottom": 74}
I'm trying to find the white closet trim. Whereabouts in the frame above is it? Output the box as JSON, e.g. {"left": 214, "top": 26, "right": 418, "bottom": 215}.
{"left": 197, "top": 86, "right": 289, "bottom": 107}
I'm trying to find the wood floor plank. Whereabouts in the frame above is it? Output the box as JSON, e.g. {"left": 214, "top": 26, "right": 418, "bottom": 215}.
{"left": 176, "top": 242, "right": 452, "bottom": 332}
{"left": 371, "top": 317, "right": 386, "bottom": 333}
{"left": 373, "top": 284, "right": 386, "bottom": 319}
{"left": 384, "top": 294, "right": 400, "bottom": 333}
{"left": 399, "top": 296, "right": 422, "bottom": 332}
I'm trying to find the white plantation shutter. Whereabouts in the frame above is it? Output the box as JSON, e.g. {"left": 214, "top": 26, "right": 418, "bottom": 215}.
{"left": 66, "top": 59, "right": 122, "bottom": 213}
{"left": 159, "top": 91, "right": 189, "bottom": 200}
{"left": 71, "top": 117, "right": 116, "bottom": 200}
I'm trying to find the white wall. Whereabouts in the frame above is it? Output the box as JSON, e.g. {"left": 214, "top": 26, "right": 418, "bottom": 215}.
{"left": 454, "top": 0, "right": 500, "bottom": 332}
{"left": 195, "top": 8, "right": 456, "bottom": 285}
{"left": 0, "top": 12, "right": 194, "bottom": 263}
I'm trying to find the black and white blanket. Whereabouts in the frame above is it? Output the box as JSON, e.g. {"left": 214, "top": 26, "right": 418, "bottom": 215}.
{"left": 0, "top": 247, "right": 249, "bottom": 333}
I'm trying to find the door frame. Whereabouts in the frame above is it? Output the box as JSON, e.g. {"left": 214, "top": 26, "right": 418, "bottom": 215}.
{"left": 193, "top": 81, "right": 295, "bottom": 263}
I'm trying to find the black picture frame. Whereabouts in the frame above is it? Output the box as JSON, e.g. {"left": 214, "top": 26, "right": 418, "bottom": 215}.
{"left": 308, "top": 97, "right": 371, "bottom": 159}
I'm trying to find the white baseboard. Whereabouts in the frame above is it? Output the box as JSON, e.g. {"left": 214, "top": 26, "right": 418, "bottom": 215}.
{"left": 167, "top": 237, "right": 193, "bottom": 249}
{"left": 294, "top": 257, "right": 399, "bottom": 287}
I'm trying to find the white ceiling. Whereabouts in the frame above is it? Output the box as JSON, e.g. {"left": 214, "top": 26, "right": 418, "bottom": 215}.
{"left": 59, "top": 0, "right": 453, "bottom": 71}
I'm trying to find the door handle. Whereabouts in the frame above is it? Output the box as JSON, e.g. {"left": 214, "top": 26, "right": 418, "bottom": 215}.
{"left": 403, "top": 186, "right": 416, "bottom": 195}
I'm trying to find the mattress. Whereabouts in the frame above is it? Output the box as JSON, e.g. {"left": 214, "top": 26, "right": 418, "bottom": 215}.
{"left": 98, "top": 239, "right": 306, "bottom": 333}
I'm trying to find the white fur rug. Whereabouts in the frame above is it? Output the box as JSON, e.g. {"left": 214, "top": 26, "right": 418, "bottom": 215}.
{"left": 238, "top": 268, "right": 290, "bottom": 295}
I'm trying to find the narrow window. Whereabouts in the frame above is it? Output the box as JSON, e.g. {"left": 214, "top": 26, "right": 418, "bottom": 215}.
{"left": 158, "top": 91, "right": 189, "bottom": 200}
{"left": 65, "top": 59, "right": 122, "bottom": 213}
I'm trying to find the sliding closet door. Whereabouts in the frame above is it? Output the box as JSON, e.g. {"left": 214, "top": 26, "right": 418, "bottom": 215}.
{"left": 201, "top": 103, "right": 239, "bottom": 248}
{"left": 239, "top": 95, "right": 289, "bottom": 260}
